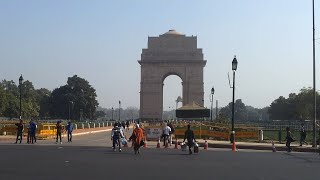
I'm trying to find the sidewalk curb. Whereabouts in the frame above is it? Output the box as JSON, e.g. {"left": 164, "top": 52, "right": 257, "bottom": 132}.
{"left": 199, "top": 142, "right": 319, "bottom": 153}
{"left": 168, "top": 140, "right": 319, "bottom": 153}
{"left": 72, "top": 129, "right": 112, "bottom": 136}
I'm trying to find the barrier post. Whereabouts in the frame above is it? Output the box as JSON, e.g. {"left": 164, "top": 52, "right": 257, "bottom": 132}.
{"left": 88, "top": 123, "right": 90, "bottom": 129}
{"left": 93, "top": 123, "right": 96, "bottom": 128}
{"left": 102, "top": 122, "right": 104, "bottom": 127}
{"left": 75, "top": 124, "right": 78, "bottom": 130}
{"left": 82, "top": 123, "right": 84, "bottom": 129}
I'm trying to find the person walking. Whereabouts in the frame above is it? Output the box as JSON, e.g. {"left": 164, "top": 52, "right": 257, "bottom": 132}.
{"left": 183, "top": 124, "right": 196, "bottom": 154}
{"left": 126, "top": 120, "right": 130, "bottom": 131}
{"left": 162, "top": 123, "right": 171, "bottom": 147}
{"left": 111, "top": 123, "right": 124, "bottom": 152}
{"left": 129, "top": 124, "right": 144, "bottom": 154}
{"left": 30, "top": 120, "right": 37, "bottom": 144}
{"left": 15, "top": 120, "right": 24, "bottom": 144}
{"left": 55, "top": 121, "right": 63, "bottom": 144}
{"left": 168, "top": 123, "right": 175, "bottom": 146}
{"left": 299, "top": 123, "right": 307, "bottom": 146}
{"left": 121, "top": 121, "right": 126, "bottom": 131}
{"left": 66, "top": 121, "right": 73, "bottom": 142}
{"left": 285, "top": 127, "right": 294, "bottom": 152}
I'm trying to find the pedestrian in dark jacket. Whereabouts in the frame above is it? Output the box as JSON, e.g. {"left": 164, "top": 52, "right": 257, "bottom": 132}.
{"left": 183, "top": 124, "right": 196, "bottom": 154}
{"left": 66, "top": 122, "right": 73, "bottom": 142}
{"left": 15, "top": 120, "right": 24, "bottom": 144}
{"left": 285, "top": 127, "right": 294, "bottom": 152}
{"left": 126, "top": 121, "right": 130, "bottom": 131}
{"left": 299, "top": 123, "right": 307, "bottom": 146}
{"left": 30, "top": 120, "right": 37, "bottom": 144}
{"left": 111, "top": 123, "right": 124, "bottom": 152}
{"left": 56, "top": 121, "right": 63, "bottom": 144}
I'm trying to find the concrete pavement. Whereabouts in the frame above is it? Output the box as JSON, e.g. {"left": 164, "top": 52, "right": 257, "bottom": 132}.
{"left": 1, "top": 132, "right": 320, "bottom": 180}
{"left": 1, "top": 127, "right": 319, "bottom": 153}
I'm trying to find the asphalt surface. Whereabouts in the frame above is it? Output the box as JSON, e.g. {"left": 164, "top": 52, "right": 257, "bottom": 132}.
{"left": 1, "top": 130, "right": 320, "bottom": 180}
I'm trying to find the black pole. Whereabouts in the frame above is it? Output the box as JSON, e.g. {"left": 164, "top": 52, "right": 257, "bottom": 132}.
{"left": 231, "top": 70, "right": 236, "bottom": 143}
{"left": 112, "top": 107, "right": 114, "bottom": 121}
{"left": 312, "top": 0, "right": 317, "bottom": 147}
{"left": 119, "top": 101, "right": 121, "bottom": 121}
{"left": 19, "top": 74, "right": 23, "bottom": 120}
{"left": 19, "top": 83, "right": 22, "bottom": 120}
{"left": 211, "top": 94, "right": 213, "bottom": 121}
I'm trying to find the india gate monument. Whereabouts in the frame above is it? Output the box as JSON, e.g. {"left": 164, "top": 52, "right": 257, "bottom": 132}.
{"left": 138, "top": 30, "right": 206, "bottom": 120}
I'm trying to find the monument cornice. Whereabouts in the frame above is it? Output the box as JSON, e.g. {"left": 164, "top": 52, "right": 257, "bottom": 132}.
{"left": 138, "top": 60, "right": 207, "bottom": 65}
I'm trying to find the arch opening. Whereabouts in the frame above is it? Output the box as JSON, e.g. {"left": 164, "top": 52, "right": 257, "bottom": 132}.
{"left": 162, "top": 75, "right": 182, "bottom": 120}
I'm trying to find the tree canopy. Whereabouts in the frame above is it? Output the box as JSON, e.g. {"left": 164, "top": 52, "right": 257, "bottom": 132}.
{"left": 268, "top": 87, "right": 318, "bottom": 120}
{"left": 0, "top": 75, "right": 98, "bottom": 121}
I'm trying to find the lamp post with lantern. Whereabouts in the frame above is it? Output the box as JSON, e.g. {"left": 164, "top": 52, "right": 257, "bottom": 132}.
{"left": 19, "top": 75, "right": 23, "bottom": 120}
{"left": 230, "top": 56, "right": 238, "bottom": 144}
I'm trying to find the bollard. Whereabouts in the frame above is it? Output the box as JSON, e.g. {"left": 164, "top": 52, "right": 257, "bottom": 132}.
{"left": 93, "top": 123, "right": 95, "bottom": 128}
{"left": 102, "top": 122, "right": 104, "bottom": 127}
{"left": 74, "top": 124, "right": 78, "bottom": 130}
{"left": 82, "top": 123, "right": 84, "bottom": 129}
{"left": 88, "top": 123, "right": 90, "bottom": 129}
{"left": 259, "top": 130, "right": 264, "bottom": 142}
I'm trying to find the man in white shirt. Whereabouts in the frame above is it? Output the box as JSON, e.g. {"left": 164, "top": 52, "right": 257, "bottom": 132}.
{"left": 163, "top": 123, "right": 171, "bottom": 146}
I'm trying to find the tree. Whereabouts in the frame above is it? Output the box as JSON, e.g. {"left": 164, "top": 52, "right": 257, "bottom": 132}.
{"left": 219, "top": 99, "right": 247, "bottom": 121}
{"left": 35, "top": 88, "right": 51, "bottom": 119}
{"left": 268, "top": 96, "right": 289, "bottom": 120}
{"left": 0, "top": 85, "right": 7, "bottom": 116}
{"left": 50, "top": 75, "right": 99, "bottom": 120}
{"left": 20, "top": 80, "right": 39, "bottom": 118}
{"left": 268, "top": 87, "right": 320, "bottom": 120}
{"left": 95, "top": 110, "right": 106, "bottom": 119}
{"left": 0, "top": 80, "right": 19, "bottom": 119}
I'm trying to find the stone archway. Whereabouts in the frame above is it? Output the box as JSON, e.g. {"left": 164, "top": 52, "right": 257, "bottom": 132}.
{"left": 138, "top": 30, "right": 206, "bottom": 120}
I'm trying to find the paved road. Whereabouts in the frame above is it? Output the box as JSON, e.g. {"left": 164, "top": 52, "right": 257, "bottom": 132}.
{"left": 1, "top": 131, "right": 320, "bottom": 180}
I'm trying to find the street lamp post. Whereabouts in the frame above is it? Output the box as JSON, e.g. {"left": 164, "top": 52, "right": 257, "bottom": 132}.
{"left": 112, "top": 107, "right": 114, "bottom": 121}
{"left": 19, "top": 75, "right": 23, "bottom": 120}
{"left": 312, "top": 0, "right": 317, "bottom": 148}
{"left": 119, "top": 101, "right": 121, "bottom": 121}
{"left": 210, "top": 87, "right": 215, "bottom": 122}
{"left": 231, "top": 56, "right": 238, "bottom": 144}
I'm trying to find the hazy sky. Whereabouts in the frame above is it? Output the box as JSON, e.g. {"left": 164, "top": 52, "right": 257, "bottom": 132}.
{"left": 1, "top": 0, "right": 320, "bottom": 110}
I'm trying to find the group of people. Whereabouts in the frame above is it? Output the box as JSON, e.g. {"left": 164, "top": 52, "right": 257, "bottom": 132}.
{"left": 111, "top": 121, "right": 197, "bottom": 155}
{"left": 14, "top": 119, "right": 37, "bottom": 144}
{"left": 161, "top": 123, "right": 175, "bottom": 147}
{"left": 111, "top": 121, "right": 144, "bottom": 154}
{"left": 284, "top": 122, "right": 320, "bottom": 152}
{"left": 14, "top": 120, "right": 73, "bottom": 144}
{"left": 55, "top": 121, "right": 73, "bottom": 144}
